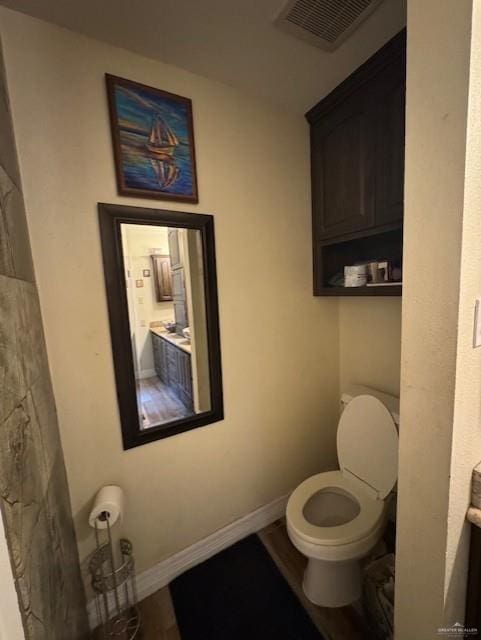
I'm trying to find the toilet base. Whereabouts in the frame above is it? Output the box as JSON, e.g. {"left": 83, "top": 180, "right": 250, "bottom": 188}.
{"left": 302, "top": 557, "right": 361, "bottom": 608}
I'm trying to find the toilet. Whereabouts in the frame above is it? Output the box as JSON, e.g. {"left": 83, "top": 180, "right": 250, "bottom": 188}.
{"left": 286, "top": 386, "right": 399, "bottom": 608}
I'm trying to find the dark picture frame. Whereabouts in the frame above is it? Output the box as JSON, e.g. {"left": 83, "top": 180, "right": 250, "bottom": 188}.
{"left": 98, "top": 203, "right": 223, "bottom": 450}
{"left": 106, "top": 74, "right": 198, "bottom": 203}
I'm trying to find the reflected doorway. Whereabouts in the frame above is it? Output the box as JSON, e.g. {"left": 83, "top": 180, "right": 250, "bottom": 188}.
{"left": 120, "top": 223, "right": 211, "bottom": 429}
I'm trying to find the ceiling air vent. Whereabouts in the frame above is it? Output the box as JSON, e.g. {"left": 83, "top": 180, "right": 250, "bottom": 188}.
{"left": 275, "top": 0, "right": 385, "bottom": 51}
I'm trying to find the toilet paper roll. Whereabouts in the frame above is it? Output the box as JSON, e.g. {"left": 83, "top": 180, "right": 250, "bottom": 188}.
{"left": 88, "top": 485, "right": 125, "bottom": 530}
{"left": 344, "top": 264, "right": 368, "bottom": 287}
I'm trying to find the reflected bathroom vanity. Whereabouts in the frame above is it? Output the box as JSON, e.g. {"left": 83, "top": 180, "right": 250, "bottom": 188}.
{"left": 151, "top": 329, "right": 193, "bottom": 412}
{"left": 98, "top": 203, "right": 223, "bottom": 449}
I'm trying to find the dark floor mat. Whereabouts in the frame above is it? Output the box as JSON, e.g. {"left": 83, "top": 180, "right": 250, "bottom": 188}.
{"left": 170, "top": 534, "right": 324, "bottom": 640}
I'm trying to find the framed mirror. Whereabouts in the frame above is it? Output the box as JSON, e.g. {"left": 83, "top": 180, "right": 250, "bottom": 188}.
{"left": 98, "top": 203, "right": 223, "bottom": 449}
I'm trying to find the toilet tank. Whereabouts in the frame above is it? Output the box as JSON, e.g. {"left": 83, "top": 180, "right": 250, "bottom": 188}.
{"left": 340, "top": 385, "right": 400, "bottom": 425}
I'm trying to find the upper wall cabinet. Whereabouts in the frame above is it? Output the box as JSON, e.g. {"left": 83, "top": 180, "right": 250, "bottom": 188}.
{"left": 306, "top": 30, "right": 406, "bottom": 296}
{"left": 151, "top": 255, "right": 173, "bottom": 302}
{"left": 310, "top": 81, "right": 376, "bottom": 240}
{"left": 371, "top": 51, "right": 406, "bottom": 227}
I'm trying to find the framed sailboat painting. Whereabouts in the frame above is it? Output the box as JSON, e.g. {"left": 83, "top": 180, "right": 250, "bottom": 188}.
{"left": 106, "top": 75, "right": 198, "bottom": 203}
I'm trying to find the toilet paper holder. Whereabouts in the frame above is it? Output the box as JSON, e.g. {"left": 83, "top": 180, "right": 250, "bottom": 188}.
{"left": 88, "top": 488, "right": 141, "bottom": 639}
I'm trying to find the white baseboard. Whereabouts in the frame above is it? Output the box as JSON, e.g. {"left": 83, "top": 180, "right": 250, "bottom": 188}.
{"left": 136, "top": 493, "right": 289, "bottom": 601}
{"left": 87, "top": 493, "right": 289, "bottom": 628}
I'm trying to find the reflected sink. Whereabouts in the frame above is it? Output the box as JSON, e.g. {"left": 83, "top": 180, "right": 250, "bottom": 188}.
{"left": 163, "top": 333, "right": 190, "bottom": 347}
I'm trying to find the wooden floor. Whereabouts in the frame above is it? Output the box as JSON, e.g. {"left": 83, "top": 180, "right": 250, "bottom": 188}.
{"left": 120, "top": 520, "right": 366, "bottom": 640}
{"left": 137, "top": 587, "right": 181, "bottom": 640}
{"left": 136, "top": 376, "right": 193, "bottom": 429}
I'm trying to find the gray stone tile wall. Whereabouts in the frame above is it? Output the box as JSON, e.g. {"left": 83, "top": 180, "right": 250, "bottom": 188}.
{"left": 0, "top": 41, "right": 89, "bottom": 639}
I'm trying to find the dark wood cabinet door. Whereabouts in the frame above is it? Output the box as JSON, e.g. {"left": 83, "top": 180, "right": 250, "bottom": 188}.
{"left": 307, "top": 30, "right": 405, "bottom": 244}
{"left": 152, "top": 333, "right": 161, "bottom": 377}
{"left": 311, "top": 90, "right": 375, "bottom": 240}
{"left": 177, "top": 349, "right": 193, "bottom": 410}
{"left": 372, "top": 55, "right": 406, "bottom": 226}
{"left": 159, "top": 338, "right": 168, "bottom": 383}
{"left": 166, "top": 342, "right": 178, "bottom": 385}
{"left": 151, "top": 255, "right": 173, "bottom": 301}
{"left": 151, "top": 333, "right": 168, "bottom": 382}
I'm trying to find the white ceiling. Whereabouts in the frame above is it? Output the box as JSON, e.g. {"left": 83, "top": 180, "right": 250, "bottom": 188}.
{"left": 0, "top": 0, "right": 406, "bottom": 113}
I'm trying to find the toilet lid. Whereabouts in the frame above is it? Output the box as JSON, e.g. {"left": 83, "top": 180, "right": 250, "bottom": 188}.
{"left": 337, "top": 395, "right": 398, "bottom": 499}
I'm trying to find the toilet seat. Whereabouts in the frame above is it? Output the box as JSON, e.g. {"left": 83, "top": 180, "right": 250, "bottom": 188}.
{"left": 286, "top": 470, "right": 385, "bottom": 547}
{"left": 337, "top": 395, "right": 398, "bottom": 500}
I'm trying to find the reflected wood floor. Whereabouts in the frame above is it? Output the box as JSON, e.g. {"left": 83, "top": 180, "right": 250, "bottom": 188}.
{"left": 136, "top": 376, "right": 193, "bottom": 429}
{"left": 114, "top": 520, "right": 365, "bottom": 640}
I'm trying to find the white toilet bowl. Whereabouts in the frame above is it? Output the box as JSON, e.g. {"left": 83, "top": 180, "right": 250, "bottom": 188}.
{"left": 286, "top": 390, "right": 399, "bottom": 608}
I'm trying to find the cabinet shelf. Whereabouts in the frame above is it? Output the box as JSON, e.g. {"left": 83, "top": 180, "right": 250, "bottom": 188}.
{"left": 315, "top": 227, "right": 403, "bottom": 297}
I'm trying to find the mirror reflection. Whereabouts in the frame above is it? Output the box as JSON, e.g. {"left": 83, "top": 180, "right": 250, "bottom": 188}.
{"left": 121, "top": 223, "right": 211, "bottom": 429}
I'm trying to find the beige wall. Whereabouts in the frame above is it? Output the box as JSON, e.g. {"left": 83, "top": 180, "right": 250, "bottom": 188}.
{"left": 444, "top": 0, "right": 481, "bottom": 624}
{"left": 339, "top": 298, "right": 402, "bottom": 397}
{"left": 0, "top": 8, "right": 340, "bottom": 577}
{"left": 395, "top": 0, "right": 474, "bottom": 637}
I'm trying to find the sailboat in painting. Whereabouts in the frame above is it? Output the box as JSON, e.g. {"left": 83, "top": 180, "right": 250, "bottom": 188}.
{"left": 149, "top": 158, "right": 180, "bottom": 188}
{"left": 146, "top": 114, "right": 179, "bottom": 158}
{"left": 146, "top": 114, "right": 181, "bottom": 188}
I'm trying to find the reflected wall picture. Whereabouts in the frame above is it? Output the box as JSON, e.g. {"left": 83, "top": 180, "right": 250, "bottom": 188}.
{"left": 120, "top": 224, "right": 211, "bottom": 429}
{"left": 106, "top": 74, "right": 198, "bottom": 202}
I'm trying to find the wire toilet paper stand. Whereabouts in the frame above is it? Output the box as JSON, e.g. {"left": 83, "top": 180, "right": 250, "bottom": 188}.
{"left": 89, "top": 510, "right": 141, "bottom": 639}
